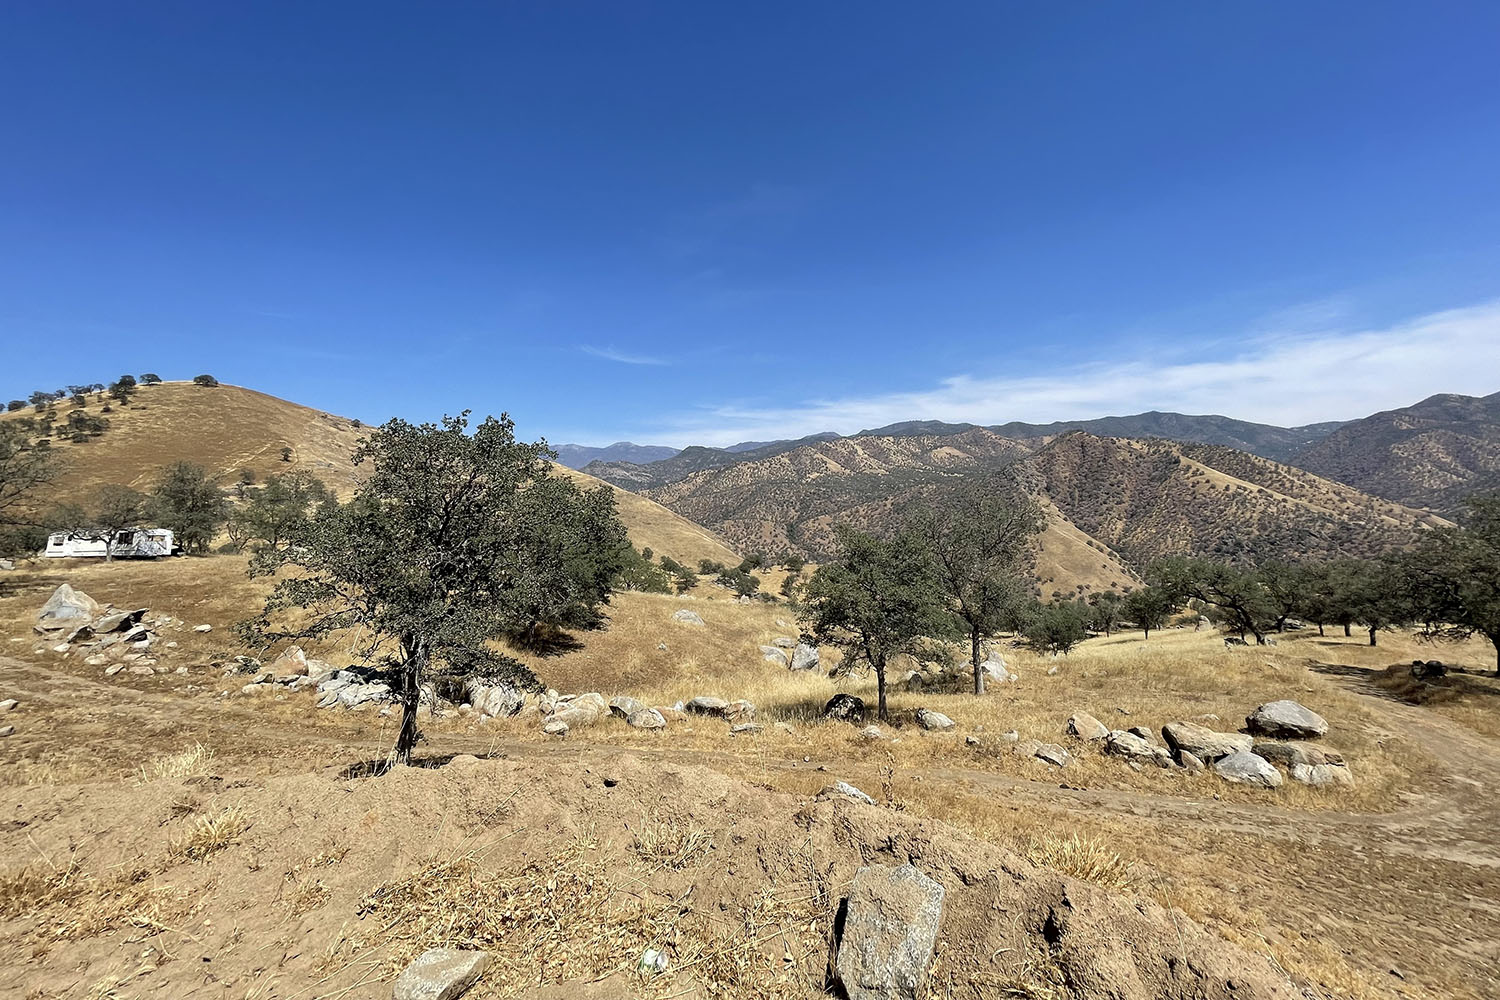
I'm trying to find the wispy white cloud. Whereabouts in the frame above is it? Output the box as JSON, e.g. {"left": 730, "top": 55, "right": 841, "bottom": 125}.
{"left": 578, "top": 344, "right": 669, "bottom": 367}
{"left": 624, "top": 300, "right": 1500, "bottom": 447}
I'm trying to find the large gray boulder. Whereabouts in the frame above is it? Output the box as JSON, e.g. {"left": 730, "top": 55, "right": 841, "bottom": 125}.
{"left": 1246, "top": 700, "right": 1328, "bottom": 739}
{"left": 469, "top": 679, "right": 527, "bottom": 718}
{"left": 1291, "top": 762, "right": 1354, "bottom": 788}
{"left": 393, "top": 947, "right": 488, "bottom": 1000}
{"left": 913, "top": 708, "right": 954, "bottom": 731}
{"left": 834, "top": 864, "right": 945, "bottom": 1000}
{"left": 625, "top": 708, "right": 667, "bottom": 730}
{"left": 759, "top": 645, "right": 790, "bottom": 667}
{"left": 1066, "top": 711, "right": 1108, "bottom": 741}
{"left": 823, "top": 693, "right": 867, "bottom": 724}
{"left": 608, "top": 695, "right": 645, "bottom": 719}
{"left": 790, "top": 642, "right": 819, "bottom": 671}
{"left": 39, "top": 584, "right": 99, "bottom": 622}
{"left": 1104, "top": 730, "right": 1172, "bottom": 766}
{"left": 1214, "top": 751, "right": 1284, "bottom": 787}
{"left": 1161, "top": 721, "right": 1252, "bottom": 763}
{"left": 685, "top": 695, "right": 729, "bottom": 717}
{"left": 1252, "top": 741, "right": 1340, "bottom": 769}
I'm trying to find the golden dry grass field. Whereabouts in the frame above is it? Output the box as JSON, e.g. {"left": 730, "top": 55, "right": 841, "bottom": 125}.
{"left": 1, "top": 554, "right": 1499, "bottom": 998}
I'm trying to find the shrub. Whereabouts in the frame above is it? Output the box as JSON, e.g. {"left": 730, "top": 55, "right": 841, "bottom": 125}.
{"left": 613, "top": 546, "right": 673, "bottom": 594}
{"left": 140, "top": 373, "right": 162, "bottom": 384}
{"left": 193, "top": 374, "right": 219, "bottom": 387}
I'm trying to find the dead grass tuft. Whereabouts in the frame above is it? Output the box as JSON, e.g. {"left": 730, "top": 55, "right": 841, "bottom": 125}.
{"left": 139, "top": 742, "right": 217, "bottom": 783}
{"left": 168, "top": 805, "right": 250, "bottom": 860}
{"left": 1024, "top": 832, "right": 1140, "bottom": 890}
{"left": 629, "top": 812, "right": 716, "bottom": 870}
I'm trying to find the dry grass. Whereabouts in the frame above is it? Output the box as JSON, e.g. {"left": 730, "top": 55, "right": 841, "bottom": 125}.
{"left": 168, "top": 805, "right": 250, "bottom": 861}
{"left": 138, "top": 742, "right": 216, "bottom": 782}
{"left": 0, "top": 853, "right": 194, "bottom": 945}
{"left": 1023, "top": 832, "right": 1140, "bottom": 890}
{"left": 629, "top": 812, "right": 716, "bottom": 871}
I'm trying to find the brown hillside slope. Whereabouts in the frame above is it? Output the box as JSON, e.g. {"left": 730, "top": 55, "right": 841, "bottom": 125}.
{"left": 2, "top": 381, "right": 740, "bottom": 567}
{"left": 637, "top": 427, "right": 1441, "bottom": 583}
{"left": 1292, "top": 391, "right": 1500, "bottom": 514}
{"left": 1034, "top": 434, "right": 1446, "bottom": 566}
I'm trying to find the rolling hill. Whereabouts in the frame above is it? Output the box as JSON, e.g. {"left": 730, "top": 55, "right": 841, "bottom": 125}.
{"left": 2, "top": 382, "right": 741, "bottom": 568}
{"left": 551, "top": 441, "right": 680, "bottom": 469}
{"left": 632, "top": 426, "right": 1445, "bottom": 596}
{"left": 1292, "top": 391, "right": 1500, "bottom": 515}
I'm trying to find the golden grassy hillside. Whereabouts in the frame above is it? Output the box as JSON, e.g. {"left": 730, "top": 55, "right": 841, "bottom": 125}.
{"left": 2, "top": 381, "right": 740, "bottom": 567}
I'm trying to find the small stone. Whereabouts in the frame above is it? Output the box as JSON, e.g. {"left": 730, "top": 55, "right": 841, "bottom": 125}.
{"left": 759, "top": 645, "right": 791, "bottom": 666}
{"left": 0, "top": 699, "right": 15, "bottom": 712}
{"left": 1178, "top": 751, "right": 1206, "bottom": 772}
{"left": 609, "top": 695, "right": 645, "bottom": 719}
{"left": 730, "top": 722, "right": 762, "bottom": 735}
{"left": 1291, "top": 762, "right": 1355, "bottom": 788}
{"left": 392, "top": 947, "right": 489, "bottom": 1000}
{"left": 823, "top": 693, "right": 867, "bottom": 724}
{"left": 790, "top": 641, "right": 819, "bottom": 671}
{"left": 625, "top": 708, "right": 666, "bottom": 730}
{"left": 685, "top": 696, "right": 729, "bottom": 716}
{"left": 542, "top": 719, "right": 569, "bottom": 736}
{"left": 817, "top": 780, "right": 875, "bottom": 805}
{"left": 964, "top": 735, "right": 980, "bottom": 747}
{"left": 671, "top": 609, "right": 705, "bottom": 626}
{"left": 194, "top": 624, "right": 212, "bottom": 633}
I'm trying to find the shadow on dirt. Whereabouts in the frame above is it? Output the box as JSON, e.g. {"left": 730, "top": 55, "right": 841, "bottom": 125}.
{"left": 338, "top": 750, "right": 506, "bottom": 779}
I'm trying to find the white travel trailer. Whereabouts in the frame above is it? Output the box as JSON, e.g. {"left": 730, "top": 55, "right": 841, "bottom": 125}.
{"left": 44, "top": 528, "right": 180, "bottom": 560}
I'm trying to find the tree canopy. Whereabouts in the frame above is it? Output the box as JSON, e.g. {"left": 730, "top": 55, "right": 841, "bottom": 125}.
{"left": 236, "top": 413, "right": 629, "bottom": 762}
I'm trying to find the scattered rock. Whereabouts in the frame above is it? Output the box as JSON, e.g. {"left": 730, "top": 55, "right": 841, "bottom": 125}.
{"left": 1178, "top": 751, "right": 1206, "bottom": 772}
{"left": 724, "top": 699, "right": 757, "bottom": 723}
{"left": 671, "top": 609, "right": 705, "bottom": 626}
{"left": 609, "top": 695, "right": 645, "bottom": 719}
{"left": 913, "top": 708, "right": 954, "bottom": 732}
{"left": 1031, "top": 743, "right": 1070, "bottom": 767}
{"left": 1214, "top": 751, "right": 1284, "bottom": 787}
{"left": 1104, "top": 730, "right": 1172, "bottom": 767}
{"left": 467, "top": 678, "right": 527, "bottom": 718}
{"left": 194, "top": 624, "right": 213, "bottom": 633}
{"left": 1065, "top": 711, "right": 1108, "bottom": 741}
{"left": 817, "top": 780, "right": 875, "bottom": 806}
{"left": 542, "top": 719, "right": 569, "bottom": 737}
{"left": 1291, "top": 762, "right": 1355, "bottom": 788}
{"left": 1161, "top": 721, "right": 1252, "bottom": 763}
{"left": 833, "top": 864, "right": 945, "bottom": 1000}
{"left": 772, "top": 636, "right": 796, "bottom": 648}
{"left": 38, "top": 584, "right": 99, "bottom": 622}
{"left": 1410, "top": 659, "right": 1447, "bottom": 680}
{"left": 759, "top": 645, "right": 790, "bottom": 667}
{"left": 392, "top": 947, "right": 489, "bottom": 1000}
{"left": 625, "top": 708, "right": 667, "bottom": 730}
{"left": 964, "top": 735, "right": 980, "bottom": 747}
{"left": 823, "top": 693, "right": 867, "bottom": 724}
{"left": 271, "top": 646, "right": 311, "bottom": 676}
{"left": 685, "top": 696, "right": 729, "bottom": 717}
{"left": 1001, "top": 730, "right": 1019, "bottom": 742}
{"left": 0, "top": 726, "right": 12, "bottom": 738}
{"left": 979, "top": 654, "right": 1017, "bottom": 684}
{"left": 860, "top": 725, "right": 884, "bottom": 741}
{"left": 1246, "top": 700, "right": 1328, "bottom": 740}
{"left": 790, "top": 642, "right": 819, "bottom": 671}
{"left": 0, "top": 699, "right": 15, "bottom": 712}
{"left": 730, "top": 722, "right": 762, "bottom": 735}
{"left": 1252, "top": 741, "right": 1340, "bottom": 769}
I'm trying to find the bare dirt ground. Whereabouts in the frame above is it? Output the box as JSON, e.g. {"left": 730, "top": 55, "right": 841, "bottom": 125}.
{"left": 2, "top": 559, "right": 1499, "bottom": 999}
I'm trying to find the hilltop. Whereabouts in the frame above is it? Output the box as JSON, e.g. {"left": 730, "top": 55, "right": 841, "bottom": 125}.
{"left": 1293, "top": 391, "right": 1500, "bottom": 515}
{"left": 2, "top": 381, "right": 741, "bottom": 568}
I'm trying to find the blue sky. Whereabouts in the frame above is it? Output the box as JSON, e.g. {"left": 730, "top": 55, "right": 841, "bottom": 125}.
{"left": 3, "top": 3, "right": 1499, "bottom": 447}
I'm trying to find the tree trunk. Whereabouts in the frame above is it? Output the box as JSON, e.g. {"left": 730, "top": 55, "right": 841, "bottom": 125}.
{"left": 394, "top": 643, "right": 426, "bottom": 765}
{"left": 1343, "top": 623, "right": 1352, "bottom": 637}
{"left": 971, "top": 627, "right": 984, "bottom": 696}
{"left": 1318, "top": 623, "right": 1325, "bottom": 637}
{"left": 1142, "top": 627, "right": 1150, "bottom": 640}
{"left": 875, "top": 659, "right": 889, "bottom": 722}
{"left": 1368, "top": 627, "right": 1378, "bottom": 647}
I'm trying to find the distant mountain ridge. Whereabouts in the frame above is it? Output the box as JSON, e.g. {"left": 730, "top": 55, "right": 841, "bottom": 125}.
{"left": 551, "top": 442, "right": 681, "bottom": 469}
{"left": 1293, "top": 391, "right": 1500, "bottom": 515}
{"left": 582, "top": 409, "right": 1353, "bottom": 490}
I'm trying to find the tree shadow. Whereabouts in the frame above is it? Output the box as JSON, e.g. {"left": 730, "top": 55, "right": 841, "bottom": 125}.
{"left": 508, "top": 624, "right": 586, "bottom": 658}
{"left": 1309, "top": 659, "right": 1500, "bottom": 707}
{"left": 338, "top": 750, "right": 504, "bottom": 779}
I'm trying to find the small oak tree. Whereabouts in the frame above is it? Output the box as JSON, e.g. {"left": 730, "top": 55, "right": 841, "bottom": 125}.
{"left": 1406, "top": 493, "right": 1500, "bottom": 672}
{"left": 236, "top": 413, "right": 629, "bottom": 763}
{"left": 90, "top": 484, "right": 149, "bottom": 562}
{"left": 800, "top": 525, "right": 950, "bottom": 721}
{"left": 150, "top": 462, "right": 229, "bottom": 554}
{"left": 908, "top": 476, "right": 1044, "bottom": 694}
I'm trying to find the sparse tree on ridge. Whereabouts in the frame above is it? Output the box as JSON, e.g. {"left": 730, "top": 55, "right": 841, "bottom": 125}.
{"left": 229, "top": 470, "right": 331, "bottom": 552}
{"left": 908, "top": 477, "right": 1044, "bottom": 694}
{"left": 800, "top": 525, "right": 951, "bottom": 721}
{"left": 235, "top": 413, "right": 629, "bottom": 765}
{"left": 141, "top": 373, "right": 162, "bottom": 384}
